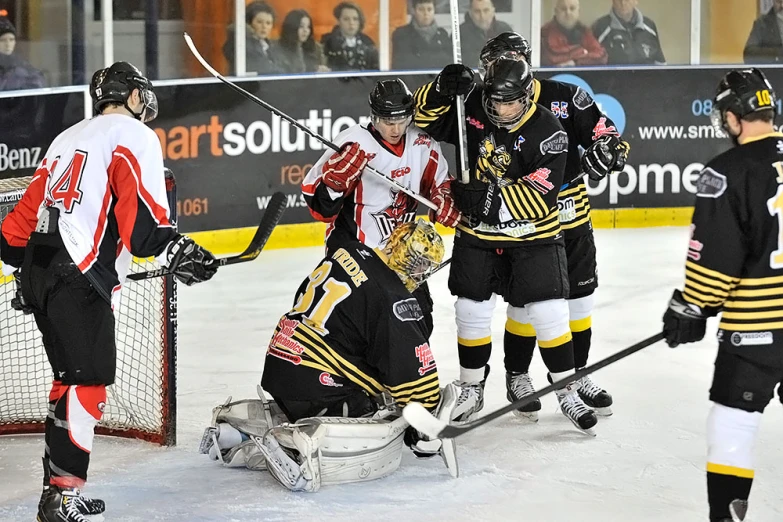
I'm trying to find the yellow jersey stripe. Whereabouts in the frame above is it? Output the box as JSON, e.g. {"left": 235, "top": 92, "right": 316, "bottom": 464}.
{"left": 386, "top": 372, "right": 439, "bottom": 392}
{"left": 292, "top": 334, "right": 380, "bottom": 395}
{"left": 682, "top": 292, "right": 716, "bottom": 308}
{"left": 683, "top": 287, "right": 725, "bottom": 305}
{"left": 721, "top": 309, "right": 783, "bottom": 320}
{"left": 395, "top": 389, "right": 441, "bottom": 403}
{"left": 706, "top": 462, "right": 755, "bottom": 479}
{"left": 730, "top": 287, "right": 783, "bottom": 298}
{"left": 561, "top": 215, "right": 592, "bottom": 230}
{"left": 685, "top": 261, "right": 740, "bottom": 284}
{"left": 684, "top": 278, "right": 731, "bottom": 298}
{"left": 501, "top": 186, "right": 529, "bottom": 220}
{"left": 456, "top": 222, "right": 562, "bottom": 242}
{"left": 538, "top": 331, "right": 573, "bottom": 348}
{"left": 723, "top": 297, "right": 783, "bottom": 309}
{"left": 390, "top": 382, "right": 441, "bottom": 400}
{"left": 686, "top": 269, "right": 735, "bottom": 292}
{"left": 718, "top": 319, "right": 783, "bottom": 331}
{"left": 735, "top": 274, "right": 783, "bottom": 286}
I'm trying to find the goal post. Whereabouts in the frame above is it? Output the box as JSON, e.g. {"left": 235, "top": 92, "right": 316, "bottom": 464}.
{"left": 0, "top": 174, "right": 178, "bottom": 446}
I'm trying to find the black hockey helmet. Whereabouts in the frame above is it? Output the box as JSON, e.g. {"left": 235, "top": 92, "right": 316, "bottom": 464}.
{"left": 369, "top": 78, "right": 415, "bottom": 120}
{"left": 483, "top": 58, "right": 534, "bottom": 129}
{"left": 90, "top": 61, "right": 158, "bottom": 122}
{"left": 479, "top": 32, "right": 532, "bottom": 75}
{"left": 711, "top": 68, "right": 776, "bottom": 133}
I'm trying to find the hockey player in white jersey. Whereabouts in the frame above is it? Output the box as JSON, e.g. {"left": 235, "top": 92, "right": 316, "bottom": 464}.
{"left": 302, "top": 78, "right": 460, "bottom": 335}
{"left": 0, "top": 61, "right": 217, "bottom": 522}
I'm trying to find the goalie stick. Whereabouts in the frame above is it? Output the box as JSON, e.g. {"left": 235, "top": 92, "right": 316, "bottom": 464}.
{"left": 404, "top": 332, "right": 665, "bottom": 439}
{"left": 128, "top": 191, "right": 287, "bottom": 281}
{"left": 182, "top": 33, "right": 438, "bottom": 212}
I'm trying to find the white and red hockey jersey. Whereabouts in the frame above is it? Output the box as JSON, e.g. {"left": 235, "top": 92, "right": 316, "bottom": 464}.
{"left": 302, "top": 124, "right": 450, "bottom": 249}
{"left": 1, "top": 114, "right": 175, "bottom": 306}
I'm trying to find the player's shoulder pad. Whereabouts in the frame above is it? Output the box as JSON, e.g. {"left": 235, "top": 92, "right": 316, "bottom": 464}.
{"left": 695, "top": 165, "right": 728, "bottom": 199}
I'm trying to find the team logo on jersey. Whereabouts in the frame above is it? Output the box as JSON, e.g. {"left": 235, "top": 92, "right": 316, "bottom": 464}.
{"left": 414, "top": 343, "right": 436, "bottom": 376}
{"left": 572, "top": 87, "right": 594, "bottom": 110}
{"left": 550, "top": 101, "right": 569, "bottom": 119}
{"left": 267, "top": 318, "right": 306, "bottom": 365}
{"left": 371, "top": 188, "right": 417, "bottom": 241}
{"left": 540, "top": 131, "right": 568, "bottom": 155}
{"left": 524, "top": 168, "right": 554, "bottom": 194}
{"left": 390, "top": 166, "right": 411, "bottom": 179}
{"left": 592, "top": 117, "right": 619, "bottom": 140}
{"left": 730, "top": 331, "right": 773, "bottom": 347}
{"left": 476, "top": 134, "right": 511, "bottom": 183}
{"left": 467, "top": 116, "right": 485, "bottom": 129}
{"left": 413, "top": 133, "right": 431, "bottom": 147}
{"left": 393, "top": 298, "right": 423, "bottom": 322}
{"left": 513, "top": 135, "right": 526, "bottom": 152}
{"left": 695, "top": 168, "right": 727, "bottom": 198}
{"left": 319, "top": 372, "right": 344, "bottom": 388}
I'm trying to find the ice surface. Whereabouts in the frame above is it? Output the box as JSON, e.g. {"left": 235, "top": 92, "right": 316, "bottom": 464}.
{"left": 1, "top": 227, "right": 781, "bottom": 522}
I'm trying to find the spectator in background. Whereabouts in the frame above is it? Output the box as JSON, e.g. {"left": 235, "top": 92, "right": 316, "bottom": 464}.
{"left": 592, "top": 0, "right": 665, "bottom": 65}
{"left": 223, "top": 1, "right": 283, "bottom": 75}
{"left": 744, "top": 0, "right": 783, "bottom": 64}
{"left": 392, "top": 0, "right": 452, "bottom": 70}
{"left": 0, "top": 17, "right": 45, "bottom": 91}
{"left": 278, "top": 10, "right": 329, "bottom": 73}
{"left": 460, "top": 0, "right": 513, "bottom": 67}
{"left": 541, "top": 0, "right": 606, "bottom": 66}
{"left": 321, "top": 2, "right": 379, "bottom": 71}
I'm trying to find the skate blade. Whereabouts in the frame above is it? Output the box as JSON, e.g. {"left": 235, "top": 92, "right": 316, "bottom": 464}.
{"left": 594, "top": 406, "right": 613, "bottom": 417}
{"left": 511, "top": 410, "right": 539, "bottom": 423}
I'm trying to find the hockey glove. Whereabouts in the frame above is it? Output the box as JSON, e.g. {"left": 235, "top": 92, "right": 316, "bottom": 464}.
{"left": 322, "top": 142, "right": 368, "bottom": 193}
{"left": 10, "top": 271, "right": 34, "bottom": 314}
{"left": 662, "top": 289, "right": 709, "bottom": 348}
{"left": 165, "top": 234, "right": 218, "bottom": 286}
{"left": 435, "top": 64, "right": 475, "bottom": 98}
{"left": 429, "top": 182, "right": 461, "bottom": 228}
{"left": 581, "top": 135, "right": 630, "bottom": 181}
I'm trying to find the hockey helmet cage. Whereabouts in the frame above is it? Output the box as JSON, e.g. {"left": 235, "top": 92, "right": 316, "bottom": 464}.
{"left": 711, "top": 68, "right": 776, "bottom": 133}
{"left": 482, "top": 58, "right": 534, "bottom": 129}
{"left": 479, "top": 32, "right": 532, "bottom": 75}
{"left": 369, "top": 78, "right": 415, "bottom": 120}
{"left": 385, "top": 219, "right": 445, "bottom": 292}
{"left": 90, "top": 61, "right": 158, "bottom": 122}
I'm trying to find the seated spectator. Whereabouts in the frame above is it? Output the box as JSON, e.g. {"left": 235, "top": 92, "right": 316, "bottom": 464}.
{"left": 592, "top": 0, "right": 665, "bottom": 65}
{"left": 278, "top": 10, "right": 329, "bottom": 73}
{"left": 0, "top": 17, "right": 45, "bottom": 91}
{"left": 460, "top": 0, "right": 513, "bottom": 68}
{"left": 392, "top": 0, "right": 452, "bottom": 70}
{"left": 541, "top": 0, "right": 606, "bottom": 66}
{"left": 223, "top": 1, "right": 283, "bottom": 75}
{"left": 744, "top": 0, "right": 783, "bottom": 64}
{"left": 321, "top": 2, "right": 379, "bottom": 71}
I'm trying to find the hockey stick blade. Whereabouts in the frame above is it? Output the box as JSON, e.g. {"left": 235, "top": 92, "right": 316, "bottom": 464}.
{"left": 403, "top": 332, "right": 665, "bottom": 439}
{"left": 128, "top": 192, "right": 287, "bottom": 281}
{"left": 182, "top": 33, "right": 437, "bottom": 212}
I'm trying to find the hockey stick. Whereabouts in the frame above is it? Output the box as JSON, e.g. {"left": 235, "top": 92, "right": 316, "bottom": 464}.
{"left": 404, "top": 331, "right": 665, "bottom": 439}
{"left": 449, "top": 0, "right": 470, "bottom": 185}
{"left": 127, "top": 191, "right": 287, "bottom": 281}
{"left": 182, "top": 33, "right": 437, "bottom": 212}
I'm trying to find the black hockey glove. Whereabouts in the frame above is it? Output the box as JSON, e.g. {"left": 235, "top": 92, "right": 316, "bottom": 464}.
{"left": 403, "top": 426, "right": 442, "bottom": 459}
{"left": 165, "top": 234, "right": 218, "bottom": 286}
{"left": 435, "top": 64, "right": 475, "bottom": 98}
{"left": 581, "top": 136, "right": 630, "bottom": 181}
{"left": 662, "top": 289, "right": 709, "bottom": 348}
{"left": 10, "top": 272, "right": 34, "bottom": 314}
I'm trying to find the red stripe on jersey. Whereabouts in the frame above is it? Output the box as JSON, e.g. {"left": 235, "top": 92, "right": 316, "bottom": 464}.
{"left": 112, "top": 146, "right": 171, "bottom": 226}
{"left": 308, "top": 207, "right": 337, "bottom": 223}
{"left": 77, "top": 182, "right": 112, "bottom": 272}
{"left": 1, "top": 163, "right": 49, "bottom": 248}
{"left": 354, "top": 181, "right": 366, "bottom": 243}
{"left": 419, "top": 150, "right": 439, "bottom": 200}
{"left": 302, "top": 178, "right": 319, "bottom": 196}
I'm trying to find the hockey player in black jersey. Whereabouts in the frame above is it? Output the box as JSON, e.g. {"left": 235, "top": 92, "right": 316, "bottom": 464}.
{"left": 477, "top": 32, "right": 629, "bottom": 421}
{"left": 415, "top": 58, "right": 598, "bottom": 433}
{"left": 662, "top": 69, "right": 783, "bottom": 522}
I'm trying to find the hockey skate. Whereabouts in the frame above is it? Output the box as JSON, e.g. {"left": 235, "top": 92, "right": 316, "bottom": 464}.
{"left": 506, "top": 372, "right": 541, "bottom": 422}
{"left": 576, "top": 374, "right": 613, "bottom": 416}
{"left": 548, "top": 374, "right": 598, "bottom": 436}
{"left": 39, "top": 458, "right": 105, "bottom": 517}
{"left": 37, "top": 486, "right": 104, "bottom": 522}
{"left": 450, "top": 366, "right": 489, "bottom": 422}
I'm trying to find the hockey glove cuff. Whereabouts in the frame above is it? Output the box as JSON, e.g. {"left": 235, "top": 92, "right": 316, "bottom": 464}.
{"left": 435, "top": 64, "right": 475, "bottom": 98}
{"left": 429, "top": 182, "right": 461, "bottom": 228}
{"left": 322, "top": 142, "right": 368, "bottom": 193}
{"left": 662, "top": 289, "right": 708, "bottom": 348}
{"left": 165, "top": 234, "right": 218, "bottom": 286}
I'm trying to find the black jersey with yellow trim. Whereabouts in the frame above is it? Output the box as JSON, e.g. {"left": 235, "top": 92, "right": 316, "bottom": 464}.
{"left": 414, "top": 80, "right": 567, "bottom": 248}
{"left": 260, "top": 239, "right": 440, "bottom": 410}
{"left": 680, "top": 131, "right": 783, "bottom": 339}
{"left": 533, "top": 78, "right": 622, "bottom": 238}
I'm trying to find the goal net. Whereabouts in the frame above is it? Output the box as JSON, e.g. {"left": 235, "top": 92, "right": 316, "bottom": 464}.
{"left": 0, "top": 175, "right": 177, "bottom": 445}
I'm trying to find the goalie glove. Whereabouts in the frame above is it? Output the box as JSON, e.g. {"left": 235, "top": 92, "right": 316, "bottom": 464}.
{"left": 581, "top": 135, "right": 629, "bottom": 181}
{"left": 429, "top": 182, "right": 461, "bottom": 228}
{"left": 165, "top": 234, "right": 218, "bottom": 286}
{"left": 322, "top": 142, "right": 368, "bottom": 194}
{"left": 662, "top": 289, "right": 712, "bottom": 348}
{"left": 10, "top": 271, "right": 34, "bottom": 314}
